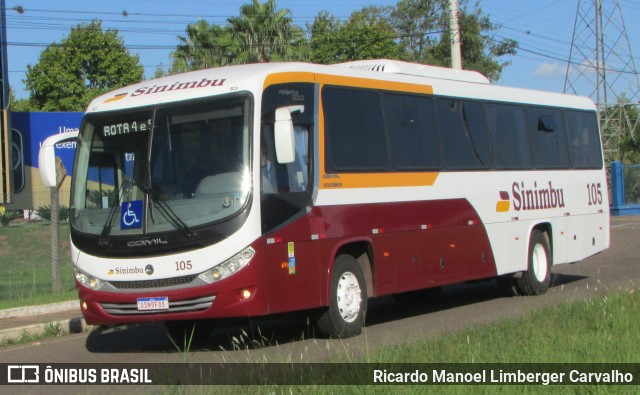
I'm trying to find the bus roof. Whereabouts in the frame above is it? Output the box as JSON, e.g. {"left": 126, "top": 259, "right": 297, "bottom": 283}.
{"left": 86, "top": 60, "right": 596, "bottom": 113}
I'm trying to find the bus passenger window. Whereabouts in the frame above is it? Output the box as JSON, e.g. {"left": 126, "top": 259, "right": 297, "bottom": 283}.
{"left": 261, "top": 124, "right": 309, "bottom": 194}
{"left": 529, "top": 107, "right": 569, "bottom": 169}
{"left": 566, "top": 110, "right": 602, "bottom": 169}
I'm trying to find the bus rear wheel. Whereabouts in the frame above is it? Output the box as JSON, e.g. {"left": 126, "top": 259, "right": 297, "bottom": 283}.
{"left": 517, "top": 229, "right": 552, "bottom": 295}
{"left": 316, "top": 254, "right": 367, "bottom": 338}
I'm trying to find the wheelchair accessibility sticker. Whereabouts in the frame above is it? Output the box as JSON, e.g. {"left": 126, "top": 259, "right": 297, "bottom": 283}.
{"left": 121, "top": 200, "right": 143, "bottom": 229}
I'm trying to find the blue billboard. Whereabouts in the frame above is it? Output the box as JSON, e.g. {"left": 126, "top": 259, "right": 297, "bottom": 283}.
{"left": 10, "top": 112, "right": 83, "bottom": 210}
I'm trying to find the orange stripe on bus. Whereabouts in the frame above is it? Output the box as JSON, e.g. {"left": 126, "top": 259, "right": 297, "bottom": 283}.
{"left": 315, "top": 74, "right": 434, "bottom": 95}
{"left": 263, "top": 72, "right": 316, "bottom": 88}
{"left": 263, "top": 72, "right": 434, "bottom": 95}
{"left": 320, "top": 172, "right": 439, "bottom": 189}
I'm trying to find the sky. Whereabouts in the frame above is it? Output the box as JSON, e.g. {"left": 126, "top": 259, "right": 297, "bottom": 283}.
{"left": 3, "top": 0, "right": 640, "bottom": 103}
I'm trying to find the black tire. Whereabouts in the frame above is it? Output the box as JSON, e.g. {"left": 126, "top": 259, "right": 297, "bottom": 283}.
{"left": 516, "top": 229, "right": 552, "bottom": 295}
{"left": 316, "top": 254, "right": 368, "bottom": 339}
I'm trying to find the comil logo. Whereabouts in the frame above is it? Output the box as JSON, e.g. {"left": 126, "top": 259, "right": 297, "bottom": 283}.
{"left": 497, "top": 181, "right": 566, "bottom": 213}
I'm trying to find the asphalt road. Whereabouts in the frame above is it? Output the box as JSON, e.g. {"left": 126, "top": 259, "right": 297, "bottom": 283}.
{"left": 2, "top": 216, "right": 638, "bottom": 367}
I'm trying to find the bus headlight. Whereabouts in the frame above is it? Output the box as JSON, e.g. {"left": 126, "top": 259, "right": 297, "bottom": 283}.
{"left": 75, "top": 269, "right": 105, "bottom": 291}
{"left": 200, "top": 247, "right": 255, "bottom": 283}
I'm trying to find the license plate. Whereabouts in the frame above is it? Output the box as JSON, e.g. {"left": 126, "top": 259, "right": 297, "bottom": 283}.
{"left": 137, "top": 296, "right": 169, "bottom": 311}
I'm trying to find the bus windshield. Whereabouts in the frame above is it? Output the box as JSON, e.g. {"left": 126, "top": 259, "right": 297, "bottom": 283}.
{"left": 70, "top": 95, "right": 252, "bottom": 237}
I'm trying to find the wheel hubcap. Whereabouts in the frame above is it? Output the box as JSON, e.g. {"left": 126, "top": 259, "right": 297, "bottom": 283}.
{"left": 532, "top": 243, "right": 548, "bottom": 282}
{"left": 336, "top": 271, "right": 362, "bottom": 323}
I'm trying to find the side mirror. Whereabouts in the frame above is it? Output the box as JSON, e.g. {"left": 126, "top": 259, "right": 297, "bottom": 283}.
{"left": 274, "top": 105, "right": 303, "bottom": 164}
{"left": 39, "top": 132, "right": 79, "bottom": 188}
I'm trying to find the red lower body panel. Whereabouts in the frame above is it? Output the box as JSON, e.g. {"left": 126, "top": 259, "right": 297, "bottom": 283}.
{"left": 79, "top": 198, "right": 497, "bottom": 325}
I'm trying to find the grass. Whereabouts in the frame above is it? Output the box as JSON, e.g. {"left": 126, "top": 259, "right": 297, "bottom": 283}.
{"left": 0, "top": 321, "right": 64, "bottom": 347}
{"left": 370, "top": 290, "right": 639, "bottom": 364}
{"left": 194, "top": 289, "right": 640, "bottom": 394}
{"left": 0, "top": 221, "right": 76, "bottom": 308}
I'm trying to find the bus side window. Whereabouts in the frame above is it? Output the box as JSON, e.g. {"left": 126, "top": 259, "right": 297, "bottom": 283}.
{"left": 437, "top": 98, "right": 490, "bottom": 169}
{"left": 486, "top": 103, "right": 531, "bottom": 169}
{"left": 529, "top": 107, "right": 569, "bottom": 169}
{"left": 287, "top": 125, "right": 309, "bottom": 192}
{"left": 566, "top": 110, "right": 603, "bottom": 169}
{"left": 261, "top": 124, "right": 309, "bottom": 194}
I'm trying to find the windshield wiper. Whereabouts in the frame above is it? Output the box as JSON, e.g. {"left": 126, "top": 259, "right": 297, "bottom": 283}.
{"left": 142, "top": 110, "right": 194, "bottom": 238}
{"left": 141, "top": 183, "right": 196, "bottom": 238}
{"left": 100, "top": 177, "right": 131, "bottom": 240}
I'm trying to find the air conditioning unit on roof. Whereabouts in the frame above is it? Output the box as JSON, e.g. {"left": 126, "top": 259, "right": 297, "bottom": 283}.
{"left": 335, "top": 59, "right": 490, "bottom": 84}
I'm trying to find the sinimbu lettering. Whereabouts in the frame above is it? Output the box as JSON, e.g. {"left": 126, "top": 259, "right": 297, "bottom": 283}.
{"left": 131, "top": 78, "right": 226, "bottom": 97}
{"left": 512, "top": 181, "right": 565, "bottom": 211}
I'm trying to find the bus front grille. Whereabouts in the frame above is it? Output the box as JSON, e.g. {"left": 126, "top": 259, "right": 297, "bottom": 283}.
{"left": 101, "top": 295, "right": 215, "bottom": 316}
{"left": 108, "top": 274, "right": 198, "bottom": 290}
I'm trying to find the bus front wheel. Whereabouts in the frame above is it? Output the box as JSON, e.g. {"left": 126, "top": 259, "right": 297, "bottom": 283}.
{"left": 517, "top": 229, "right": 552, "bottom": 295}
{"left": 317, "top": 254, "right": 367, "bottom": 338}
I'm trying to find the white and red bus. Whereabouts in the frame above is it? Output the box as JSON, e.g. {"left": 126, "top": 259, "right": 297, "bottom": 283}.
{"left": 41, "top": 59, "right": 609, "bottom": 339}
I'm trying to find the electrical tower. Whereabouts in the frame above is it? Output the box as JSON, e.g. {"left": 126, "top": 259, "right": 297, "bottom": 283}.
{"left": 564, "top": 0, "right": 640, "bottom": 163}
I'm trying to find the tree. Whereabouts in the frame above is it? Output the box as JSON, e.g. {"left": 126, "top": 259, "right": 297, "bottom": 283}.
{"left": 24, "top": 20, "right": 144, "bottom": 111}
{"left": 390, "top": 0, "right": 444, "bottom": 61}
{"left": 170, "top": 20, "right": 237, "bottom": 73}
{"left": 605, "top": 98, "right": 640, "bottom": 164}
{"left": 422, "top": 5, "right": 516, "bottom": 81}
{"left": 389, "top": 0, "right": 516, "bottom": 81}
{"left": 309, "top": 8, "right": 404, "bottom": 64}
{"left": 9, "top": 88, "right": 32, "bottom": 112}
{"left": 228, "top": 0, "right": 307, "bottom": 63}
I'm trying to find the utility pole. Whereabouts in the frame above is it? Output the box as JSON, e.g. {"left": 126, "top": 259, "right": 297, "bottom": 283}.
{"left": 564, "top": 0, "right": 640, "bottom": 163}
{"left": 449, "top": 0, "right": 462, "bottom": 70}
{"left": 0, "top": 0, "right": 11, "bottom": 203}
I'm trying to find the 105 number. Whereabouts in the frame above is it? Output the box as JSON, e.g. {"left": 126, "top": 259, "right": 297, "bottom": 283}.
{"left": 175, "top": 260, "right": 192, "bottom": 271}
{"left": 587, "top": 183, "right": 603, "bottom": 205}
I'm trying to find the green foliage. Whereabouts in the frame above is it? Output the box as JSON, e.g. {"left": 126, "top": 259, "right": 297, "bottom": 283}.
{"left": 309, "top": 8, "right": 405, "bottom": 64}
{"left": 170, "top": 20, "right": 238, "bottom": 73}
{"left": 24, "top": 20, "right": 144, "bottom": 111}
{"left": 390, "top": 0, "right": 517, "bottom": 81}
{"left": 229, "top": 0, "right": 308, "bottom": 64}
{"left": 307, "top": 0, "right": 515, "bottom": 80}
{"left": 0, "top": 205, "right": 20, "bottom": 227}
{"left": 422, "top": 6, "right": 516, "bottom": 81}
{"left": 390, "top": 0, "right": 445, "bottom": 60}
{"left": 171, "top": 0, "right": 308, "bottom": 73}
{"left": 35, "top": 205, "right": 70, "bottom": 222}
{"left": 9, "top": 88, "right": 33, "bottom": 111}
{"left": 609, "top": 99, "right": 640, "bottom": 164}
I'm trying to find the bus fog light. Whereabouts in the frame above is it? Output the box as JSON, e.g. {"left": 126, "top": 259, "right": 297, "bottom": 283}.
{"left": 199, "top": 247, "right": 256, "bottom": 283}
{"left": 80, "top": 300, "right": 88, "bottom": 311}
{"left": 241, "top": 289, "right": 251, "bottom": 300}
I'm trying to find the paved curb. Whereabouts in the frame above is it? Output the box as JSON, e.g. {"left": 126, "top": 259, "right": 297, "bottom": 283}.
{"left": 0, "top": 300, "right": 80, "bottom": 319}
{"left": 0, "top": 316, "right": 93, "bottom": 343}
{"left": 0, "top": 301, "right": 95, "bottom": 344}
